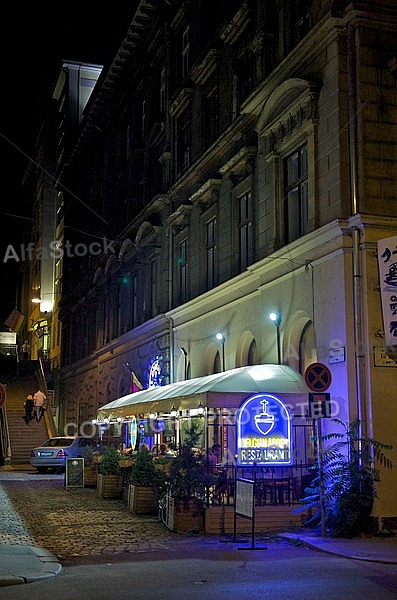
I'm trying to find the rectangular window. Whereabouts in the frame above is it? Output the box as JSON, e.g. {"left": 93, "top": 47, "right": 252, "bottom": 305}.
{"left": 132, "top": 274, "right": 138, "bottom": 327}
{"left": 177, "top": 108, "right": 191, "bottom": 175}
{"left": 206, "top": 217, "right": 217, "bottom": 289}
{"left": 179, "top": 238, "right": 188, "bottom": 304}
{"left": 150, "top": 260, "right": 156, "bottom": 316}
{"left": 159, "top": 67, "right": 166, "bottom": 115}
{"left": 239, "top": 191, "right": 253, "bottom": 271}
{"left": 284, "top": 144, "right": 308, "bottom": 243}
{"left": 203, "top": 86, "right": 218, "bottom": 148}
{"left": 142, "top": 99, "right": 146, "bottom": 142}
{"left": 182, "top": 26, "right": 189, "bottom": 78}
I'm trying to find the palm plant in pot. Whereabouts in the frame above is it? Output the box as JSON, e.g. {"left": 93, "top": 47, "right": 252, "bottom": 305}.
{"left": 295, "top": 418, "right": 393, "bottom": 538}
{"left": 166, "top": 422, "right": 211, "bottom": 533}
{"left": 97, "top": 446, "right": 122, "bottom": 498}
{"left": 128, "top": 447, "right": 164, "bottom": 514}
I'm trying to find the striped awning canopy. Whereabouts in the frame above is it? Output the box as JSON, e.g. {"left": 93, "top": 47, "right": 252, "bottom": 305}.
{"left": 96, "top": 364, "right": 310, "bottom": 421}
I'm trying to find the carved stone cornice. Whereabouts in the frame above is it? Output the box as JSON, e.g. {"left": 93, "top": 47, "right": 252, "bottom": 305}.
{"left": 169, "top": 87, "right": 194, "bottom": 117}
{"left": 219, "top": 146, "right": 257, "bottom": 178}
{"left": 191, "top": 50, "right": 222, "bottom": 86}
{"left": 166, "top": 203, "right": 193, "bottom": 233}
{"left": 219, "top": 1, "right": 252, "bottom": 45}
{"left": 189, "top": 178, "right": 222, "bottom": 211}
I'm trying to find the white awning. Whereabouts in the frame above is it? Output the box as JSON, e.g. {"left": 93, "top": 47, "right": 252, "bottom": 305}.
{"left": 96, "top": 364, "right": 310, "bottom": 421}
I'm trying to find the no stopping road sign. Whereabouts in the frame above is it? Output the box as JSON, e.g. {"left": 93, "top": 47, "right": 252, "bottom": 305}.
{"left": 304, "top": 362, "right": 332, "bottom": 392}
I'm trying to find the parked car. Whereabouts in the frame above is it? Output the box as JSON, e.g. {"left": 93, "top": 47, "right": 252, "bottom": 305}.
{"left": 30, "top": 436, "right": 97, "bottom": 473}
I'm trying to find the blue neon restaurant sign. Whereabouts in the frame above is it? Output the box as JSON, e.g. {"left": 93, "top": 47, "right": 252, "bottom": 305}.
{"left": 236, "top": 393, "right": 292, "bottom": 466}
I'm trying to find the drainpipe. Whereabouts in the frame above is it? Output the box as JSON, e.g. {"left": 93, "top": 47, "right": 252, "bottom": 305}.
{"left": 352, "top": 227, "right": 365, "bottom": 430}
{"left": 348, "top": 24, "right": 366, "bottom": 434}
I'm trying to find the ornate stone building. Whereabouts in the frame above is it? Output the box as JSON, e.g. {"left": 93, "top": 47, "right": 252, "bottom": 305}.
{"left": 31, "top": 1, "right": 397, "bottom": 526}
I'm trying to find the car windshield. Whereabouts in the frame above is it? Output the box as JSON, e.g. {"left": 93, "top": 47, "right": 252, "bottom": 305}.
{"left": 42, "top": 438, "right": 75, "bottom": 447}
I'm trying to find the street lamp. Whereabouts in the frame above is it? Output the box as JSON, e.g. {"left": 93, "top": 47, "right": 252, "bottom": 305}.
{"left": 269, "top": 312, "right": 281, "bottom": 365}
{"left": 216, "top": 332, "right": 225, "bottom": 371}
{"left": 180, "top": 347, "right": 188, "bottom": 380}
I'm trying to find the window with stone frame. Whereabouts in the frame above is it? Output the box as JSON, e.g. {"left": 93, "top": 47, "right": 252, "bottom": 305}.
{"left": 203, "top": 82, "right": 219, "bottom": 149}
{"left": 181, "top": 25, "right": 190, "bottom": 79}
{"left": 238, "top": 190, "right": 254, "bottom": 271}
{"left": 150, "top": 258, "right": 157, "bottom": 317}
{"left": 159, "top": 66, "right": 166, "bottom": 118}
{"left": 177, "top": 107, "right": 191, "bottom": 175}
{"left": 178, "top": 237, "right": 189, "bottom": 304}
{"left": 284, "top": 143, "right": 308, "bottom": 244}
{"left": 206, "top": 216, "right": 217, "bottom": 290}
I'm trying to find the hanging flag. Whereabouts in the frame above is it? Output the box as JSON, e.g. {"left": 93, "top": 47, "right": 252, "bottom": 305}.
{"left": 130, "top": 370, "right": 143, "bottom": 393}
{"left": 5, "top": 309, "right": 25, "bottom": 333}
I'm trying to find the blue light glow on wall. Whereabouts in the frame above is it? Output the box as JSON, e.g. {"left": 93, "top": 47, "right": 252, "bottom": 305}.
{"left": 236, "top": 393, "right": 292, "bottom": 466}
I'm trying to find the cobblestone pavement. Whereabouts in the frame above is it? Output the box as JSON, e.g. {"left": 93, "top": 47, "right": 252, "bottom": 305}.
{"left": 0, "top": 471, "right": 244, "bottom": 564}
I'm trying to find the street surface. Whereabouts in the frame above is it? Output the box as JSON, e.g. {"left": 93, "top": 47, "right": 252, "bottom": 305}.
{"left": 1, "top": 469, "right": 397, "bottom": 599}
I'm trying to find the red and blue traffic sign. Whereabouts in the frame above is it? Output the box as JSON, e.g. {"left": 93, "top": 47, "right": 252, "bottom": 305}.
{"left": 304, "top": 362, "right": 332, "bottom": 392}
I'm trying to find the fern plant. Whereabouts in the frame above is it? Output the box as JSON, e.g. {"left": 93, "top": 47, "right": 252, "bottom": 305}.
{"left": 296, "top": 418, "right": 393, "bottom": 538}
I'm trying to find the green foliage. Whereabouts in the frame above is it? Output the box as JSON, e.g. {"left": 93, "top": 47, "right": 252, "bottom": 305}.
{"left": 296, "top": 418, "right": 393, "bottom": 538}
{"left": 131, "top": 448, "right": 159, "bottom": 487}
{"left": 98, "top": 446, "right": 121, "bottom": 475}
{"left": 168, "top": 422, "right": 211, "bottom": 505}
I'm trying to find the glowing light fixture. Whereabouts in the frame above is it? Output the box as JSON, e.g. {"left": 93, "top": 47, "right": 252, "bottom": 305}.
{"left": 269, "top": 312, "right": 281, "bottom": 364}
{"left": 216, "top": 332, "right": 226, "bottom": 371}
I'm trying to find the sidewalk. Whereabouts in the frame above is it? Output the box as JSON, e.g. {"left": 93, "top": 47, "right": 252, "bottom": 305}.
{"left": 1, "top": 465, "right": 396, "bottom": 587}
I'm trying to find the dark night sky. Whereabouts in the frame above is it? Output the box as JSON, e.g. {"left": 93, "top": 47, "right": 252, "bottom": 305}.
{"left": 0, "top": 6, "right": 137, "bottom": 325}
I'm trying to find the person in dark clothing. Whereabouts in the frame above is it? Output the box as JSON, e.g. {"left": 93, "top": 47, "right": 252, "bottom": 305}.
{"left": 22, "top": 395, "right": 34, "bottom": 424}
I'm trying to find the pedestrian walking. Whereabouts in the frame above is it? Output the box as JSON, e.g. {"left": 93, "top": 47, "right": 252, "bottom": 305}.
{"left": 22, "top": 394, "right": 34, "bottom": 424}
{"left": 21, "top": 340, "right": 31, "bottom": 361}
{"left": 33, "top": 389, "right": 47, "bottom": 422}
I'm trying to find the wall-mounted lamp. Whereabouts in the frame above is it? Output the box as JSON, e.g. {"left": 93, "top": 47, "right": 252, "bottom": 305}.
{"left": 269, "top": 312, "right": 281, "bottom": 364}
{"left": 197, "top": 401, "right": 205, "bottom": 416}
{"left": 149, "top": 411, "right": 157, "bottom": 420}
{"left": 170, "top": 405, "right": 178, "bottom": 418}
{"left": 116, "top": 416, "right": 124, "bottom": 423}
{"left": 216, "top": 332, "right": 226, "bottom": 371}
{"left": 180, "top": 347, "right": 188, "bottom": 380}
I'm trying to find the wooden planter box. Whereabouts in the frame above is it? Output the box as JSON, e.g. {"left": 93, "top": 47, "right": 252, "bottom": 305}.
{"left": 127, "top": 484, "right": 158, "bottom": 514}
{"left": 84, "top": 466, "right": 98, "bottom": 487}
{"left": 97, "top": 474, "right": 122, "bottom": 499}
{"left": 166, "top": 496, "right": 204, "bottom": 533}
{"left": 204, "top": 505, "right": 310, "bottom": 534}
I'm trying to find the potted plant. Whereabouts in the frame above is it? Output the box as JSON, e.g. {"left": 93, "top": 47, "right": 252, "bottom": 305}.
{"left": 295, "top": 418, "right": 393, "bottom": 538}
{"left": 83, "top": 445, "right": 99, "bottom": 487}
{"left": 128, "top": 447, "right": 163, "bottom": 514}
{"left": 97, "top": 446, "right": 122, "bottom": 499}
{"left": 166, "top": 423, "right": 210, "bottom": 533}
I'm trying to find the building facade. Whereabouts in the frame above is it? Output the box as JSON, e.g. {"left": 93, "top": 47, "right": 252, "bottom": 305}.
{"left": 29, "top": 1, "right": 397, "bottom": 526}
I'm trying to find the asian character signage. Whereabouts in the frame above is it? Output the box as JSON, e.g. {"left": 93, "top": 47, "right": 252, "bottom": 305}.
{"left": 377, "top": 235, "right": 397, "bottom": 349}
{"left": 236, "top": 393, "right": 292, "bottom": 466}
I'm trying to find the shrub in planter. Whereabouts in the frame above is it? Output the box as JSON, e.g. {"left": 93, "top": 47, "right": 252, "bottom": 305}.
{"left": 99, "top": 446, "right": 121, "bottom": 475}
{"left": 128, "top": 448, "right": 163, "bottom": 514}
{"left": 168, "top": 423, "right": 210, "bottom": 510}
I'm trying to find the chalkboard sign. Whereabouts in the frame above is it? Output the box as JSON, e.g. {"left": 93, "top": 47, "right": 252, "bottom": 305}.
{"left": 65, "top": 458, "right": 84, "bottom": 489}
